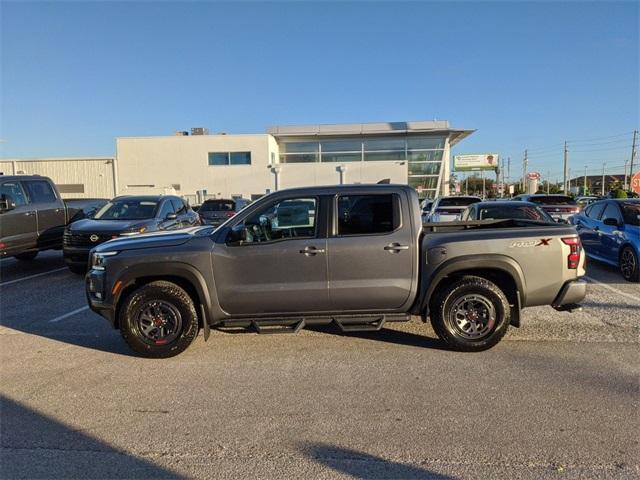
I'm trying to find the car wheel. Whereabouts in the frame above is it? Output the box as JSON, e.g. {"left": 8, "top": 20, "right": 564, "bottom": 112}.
{"left": 120, "top": 281, "right": 199, "bottom": 358}
{"left": 430, "top": 275, "right": 510, "bottom": 352}
{"left": 620, "top": 246, "right": 639, "bottom": 282}
{"left": 68, "top": 265, "right": 87, "bottom": 275}
{"left": 14, "top": 251, "right": 38, "bottom": 261}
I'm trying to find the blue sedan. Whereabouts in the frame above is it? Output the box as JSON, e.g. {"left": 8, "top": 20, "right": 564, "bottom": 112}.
{"left": 570, "top": 199, "right": 640, "bottom": 282}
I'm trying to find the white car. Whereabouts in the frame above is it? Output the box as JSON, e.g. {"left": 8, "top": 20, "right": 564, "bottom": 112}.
{"left": 426, "top": 196, "right": 482, "bottom": 222}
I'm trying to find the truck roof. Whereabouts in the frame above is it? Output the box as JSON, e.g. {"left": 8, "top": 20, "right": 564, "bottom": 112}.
{"left": 267, "top": 184, "right": 416, "bottom": 196}
{"left": 0, "top": 174, "right": 51, "bottom": 181}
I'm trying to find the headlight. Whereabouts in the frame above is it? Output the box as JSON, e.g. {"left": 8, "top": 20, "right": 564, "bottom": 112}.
{"left": 91, "top": 251, "right": 118, "bottom": 271}
{"left": 119, "top": 227, "right": 146, "bottom": 237}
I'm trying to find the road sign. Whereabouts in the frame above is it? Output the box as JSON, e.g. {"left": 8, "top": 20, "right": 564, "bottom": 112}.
{"left": 632, "top": 172, "right": 640, "bottom": 194}
{"left": 526, "top": 171, "right": 541, "bottom": 180}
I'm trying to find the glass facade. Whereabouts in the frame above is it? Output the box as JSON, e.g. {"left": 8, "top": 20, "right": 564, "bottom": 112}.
{"left": 278, "top": 134, "right": 445, "bottom": 198}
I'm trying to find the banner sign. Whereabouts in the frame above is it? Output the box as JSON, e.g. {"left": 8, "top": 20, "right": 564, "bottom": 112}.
{"left": 454, "top": 154, "right": 499, "bottom": 172}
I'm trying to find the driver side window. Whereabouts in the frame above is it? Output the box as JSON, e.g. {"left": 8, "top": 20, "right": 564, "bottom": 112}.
{"left": 0, "top": 182, "right": 28, "bottom": 207}
{"left": 158, "top": 200, "right": 176, "bottom": 219}
{"left": 240, "top": 197, "right": 317, "bottom": 244}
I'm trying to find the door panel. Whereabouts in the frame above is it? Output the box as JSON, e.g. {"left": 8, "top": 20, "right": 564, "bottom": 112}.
{"left": 0, "top": 181, "right": 37, "bottom": 253}
{"left": 599, "top": 202, "right": 624, "bottom": 263}
{"left": 23, "top": 180, "right": 66, "bottom": 248}
{"left": 212, "top": 196, "right": 329, "bottom": 315}
{"left": 327, "top": 193, "right": 414, "bottom": 311}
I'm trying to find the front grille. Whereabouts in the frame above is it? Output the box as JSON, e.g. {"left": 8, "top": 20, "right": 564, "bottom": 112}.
{"left": 64, "top": 231, "right": 116, "bottom": 247}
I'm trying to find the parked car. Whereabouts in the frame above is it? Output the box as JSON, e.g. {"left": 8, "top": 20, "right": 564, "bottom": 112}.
{"left": 570, "top": 199, "right": 640, "bottom": 282}
{"left": 0, "top": 175, "right": 107, "bottom": 261}
{"left": 425, "top": 196, "right": 482, "bottom": 222}
{"left": 513, "top": 194, "right": 579, "bottom": 222}
{"left": 460, "top": 201, "right": 555, "bottom": 223}
{"left": 197, "top": 198, "right": 250, "bottom": 227}
{"left": 575, "top": 196, "right": 599, "bottom": 210}
{"left": 420, "top": 200, "right": 433, "bottom": 224}
{"left": 85, "top": 184, "right": 586, "bottom": 358}
{"left": 64, "top": 195, "right": 199, "bottom": 274}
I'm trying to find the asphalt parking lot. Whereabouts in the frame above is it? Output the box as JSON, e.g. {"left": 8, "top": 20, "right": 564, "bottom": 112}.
{"left": 1, "top": 252, "right": 638, "bottom": 479}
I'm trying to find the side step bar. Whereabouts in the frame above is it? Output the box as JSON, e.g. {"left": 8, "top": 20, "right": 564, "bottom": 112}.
{"left": 333, "top": 316, "right": 386, "bottom": 332}
{"left": 251, "top": 318, "right": 306, "bottom": 334}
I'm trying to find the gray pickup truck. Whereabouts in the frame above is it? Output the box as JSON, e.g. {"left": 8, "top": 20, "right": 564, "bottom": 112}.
{"left": 86, "top": 184, "right": 587, "bottom": 358}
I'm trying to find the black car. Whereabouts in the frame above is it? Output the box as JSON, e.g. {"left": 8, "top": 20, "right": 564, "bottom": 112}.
{"left": 198, "top": 198, "right": 249, "bottom": 227}
{"left": 460, "top": 201, "right": 556, "bottom": 223}
{"left": 63, "top": 195, "right": 199, "bottom": 273}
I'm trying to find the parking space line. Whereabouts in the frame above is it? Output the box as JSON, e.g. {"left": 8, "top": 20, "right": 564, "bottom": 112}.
{"left": 584, "top": 276, "right": 640, "bottom": 303}
{"left": 48, "top": 306, "right": 90, "bottom": 323}
{"left": 0, "top": 267, "right": 68, "bottom": 287}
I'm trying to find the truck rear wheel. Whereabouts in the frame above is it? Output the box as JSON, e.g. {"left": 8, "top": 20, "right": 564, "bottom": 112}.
{"left": 120, "top": 281, "right": 199, "bottom": 358}
{"left": 430, "top": 275, "right": 510, "bottom": 352}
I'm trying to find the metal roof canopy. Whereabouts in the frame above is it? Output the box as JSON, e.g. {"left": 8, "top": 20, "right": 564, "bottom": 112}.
{"left": 267, "top": 120, "right": 475, "bottom": 146}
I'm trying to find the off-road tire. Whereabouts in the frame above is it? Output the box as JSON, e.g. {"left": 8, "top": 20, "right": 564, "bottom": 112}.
{"left": 430, "top": 275, "right": 510, "bottom": 352}
{"left": 620, "top": 246, "right": 639, "bottom": 282}
{"left": 120, "top": 281, "right": 199, "bottom": 358}
{"left": 14, "top": 251, "right": 38, "bottom": 261}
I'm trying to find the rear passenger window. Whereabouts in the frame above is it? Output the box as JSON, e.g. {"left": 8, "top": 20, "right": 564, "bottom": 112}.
{"left": 586, "top": 202, "right": 605, "bottom": 219}
{"left": 24, "top": 180, "right": 57, "bottom": 203}
{"left": 337, "top": 194, "right": 398, "bottom": 235}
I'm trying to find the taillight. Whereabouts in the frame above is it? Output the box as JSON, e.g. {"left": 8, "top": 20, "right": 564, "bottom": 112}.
{"left": 562, "top": 236, "right": 581, "bottom": 269}
{"left": 224, "top": 212, "right": 236, "bottom": 218}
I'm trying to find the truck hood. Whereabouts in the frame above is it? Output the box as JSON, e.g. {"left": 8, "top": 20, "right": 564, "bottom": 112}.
{"left": 93, "top": 227, "right": 206, "bottom": 253}
{"left": 68, "top": 218, "right": 155, "bottom": 233}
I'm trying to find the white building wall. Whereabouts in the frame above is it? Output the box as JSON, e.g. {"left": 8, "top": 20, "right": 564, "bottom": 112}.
{"left": 0, "top": 158, "right": 116, "bottom": 198}
{"left": 116, "top": 134, "right": 275, "bottom": 199}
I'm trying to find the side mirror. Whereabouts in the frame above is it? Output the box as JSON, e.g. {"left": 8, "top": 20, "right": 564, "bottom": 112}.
{"left": 603, "top": 217, "right": 621, "bottom": 227}
{"left": 227, "top": 224, "right": 248, "bottom": 244}
{"left": 165, "top": 212, "right": 178, "bottom": 220}
{"left": 0, "top": 195, "right": 16, "bottom": 212}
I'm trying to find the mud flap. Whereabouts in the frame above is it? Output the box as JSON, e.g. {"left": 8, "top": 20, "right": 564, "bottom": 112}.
{"left": 199, "top": 304, "right": 210, "bottom": 341}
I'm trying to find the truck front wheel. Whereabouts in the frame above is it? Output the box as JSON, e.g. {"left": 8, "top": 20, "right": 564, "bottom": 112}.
{"left": 120, "top": 281, "right": 199, "bottom": 358}
{"left": 430, "top": 276, "right": 510, "bottom": 352}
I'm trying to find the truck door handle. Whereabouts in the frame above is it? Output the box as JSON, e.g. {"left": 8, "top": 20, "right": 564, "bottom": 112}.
{"left": 384, "top": 243, "right": 409, "bottom": 252}
{"left": 299, "top": 246, "right": 325, "bottom": 256}
{"left": 25, "top": 211, "right": 36, "bottom": 216}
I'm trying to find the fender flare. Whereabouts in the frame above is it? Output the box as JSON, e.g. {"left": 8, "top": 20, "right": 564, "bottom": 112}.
{"left": 114, "top": 262, "right": 213, "bottom": 340}
{"left": 419, "top": 254, "right": 526, "bottom": 319}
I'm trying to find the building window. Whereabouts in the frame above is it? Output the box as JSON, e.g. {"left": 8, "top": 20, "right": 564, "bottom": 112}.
{"left": 208, "top": 152, "right": 252, "bottom": 166}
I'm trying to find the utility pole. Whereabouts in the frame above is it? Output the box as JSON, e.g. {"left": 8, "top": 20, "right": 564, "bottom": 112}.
{"left": 522, "top": 150, "right": 528, "bottom": 193}
{"left": 629, "top": 129, "right": 638, "bottom": 184}
{"left": 568, "top": 168, "right": 571, "bottom": 193}
{"left": 601, "top": 163, "right": 606, "bottom": 196}
{"left": 583, "top": 166, "right": 587, "bottom": 195}
{"left": 624, "top": 160, "right": 629, "bottom": 190}
{"left": 563, "top": 141, "right": 569, "bottom": 193}
{"left": 546, "top": 170, "right": 550, "bottom": 194}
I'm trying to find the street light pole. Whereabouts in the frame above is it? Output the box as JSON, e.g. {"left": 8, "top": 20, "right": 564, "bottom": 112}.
{"left": 601, "top": 163, "right": 606, "bottom": 196}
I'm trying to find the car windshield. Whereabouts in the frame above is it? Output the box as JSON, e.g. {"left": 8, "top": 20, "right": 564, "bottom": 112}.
{"left": 621, "top": 203, "right": 640, "bottom": 226}
{"left": 438, "top": 197, "right": 480, "bottom": 207}
{"left": 93, "top": 199, "right": 158, "bottom": 220}
{"left": 528, "top": 196, "right": 576, "bottom": 206}
{"left": 478, "top": 205, "right": 554, "bottom": 222}
{"left": 199, "top": 200, "right": 235, "bottom": 212}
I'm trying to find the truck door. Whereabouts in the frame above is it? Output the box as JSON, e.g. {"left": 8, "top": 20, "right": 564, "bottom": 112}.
{"left": 0, "top": 180, "right": 37, "bottom": 254}
{"left": 212, "top": 196, "right": 329, "bottom": 315}
{"left": 23, "top": 179, "right": 66, "bottom": 249}
{"left": 327, "top": 192, "right": 415, "bottom": 311}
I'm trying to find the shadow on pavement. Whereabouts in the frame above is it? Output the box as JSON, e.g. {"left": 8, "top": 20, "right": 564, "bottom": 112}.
{"left": 0, "top": 394, "right": 183, "bottom": 479}
{"left": 305, "top": 324, "right": 451, "bottom": 351}
{"left": 301, "top": 442, "right": 454, "bottom": 479}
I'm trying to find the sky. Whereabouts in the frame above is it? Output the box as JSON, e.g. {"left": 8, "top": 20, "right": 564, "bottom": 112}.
{"left": 1, "top": 0, "right": 638, "bottom": 182}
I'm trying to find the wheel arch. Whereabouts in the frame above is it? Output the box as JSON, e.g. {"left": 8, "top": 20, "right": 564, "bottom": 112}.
{"left": 419, "top": 255, "right": 525, "bottom": 327}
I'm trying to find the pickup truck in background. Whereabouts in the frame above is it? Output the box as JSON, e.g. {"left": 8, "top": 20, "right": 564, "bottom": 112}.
{"left": 0, "top": 175, "right": 107, "bottom": 260}
{"left": 86, "top": 184, "right": 587, "bottom": 358}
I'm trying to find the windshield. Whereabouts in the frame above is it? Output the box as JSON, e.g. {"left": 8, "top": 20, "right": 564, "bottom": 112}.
{"left": 528, "top": 196, "right": 576, "bottom": 206}
{"left": 478, "top": 205, "right": 554, "bottom": 222}
{"left": 199, "top": 200, "right": 235, "bottom": 212}
{"left": 621, "top": 203, "right": 640, "bottom": 226}
{"left": 438, "top": 197, "right": 481, "bottom": 207}
{"left": 93, "top": 199, "right": 158, "bottom": 220}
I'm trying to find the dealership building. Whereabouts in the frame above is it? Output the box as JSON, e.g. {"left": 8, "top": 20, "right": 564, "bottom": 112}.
{"left": 1, "top": 120, "right": 474, "bottom": 202}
